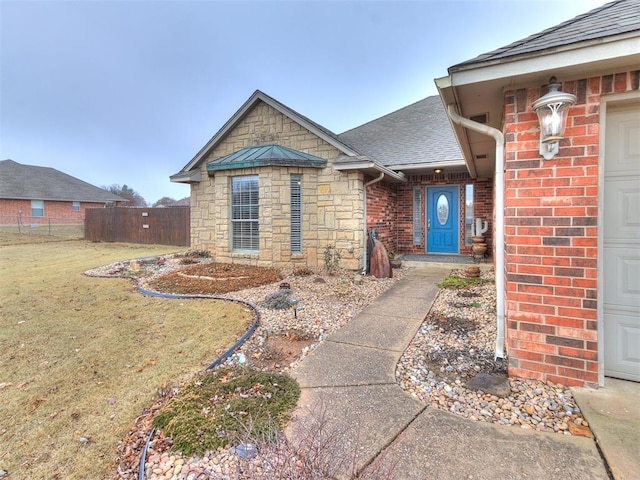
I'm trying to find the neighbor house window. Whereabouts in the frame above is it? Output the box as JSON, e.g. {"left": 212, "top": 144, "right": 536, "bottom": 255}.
{"left": 231, "top": 175, "right": 259, "bottom": 251}
{"left": 291, "top": 175, "right": 302, "bottom": 253}
{"left": 72, "top": 201, "right": 80, "bottom": 212}
{"left": 31, "top": 200, "right": 44, "bottom": 217}
{"left": 413, "top": 186, "right": 421, "bottom": 245}
{"left": 465, "top": 184, "right": 474, "bottom": 246}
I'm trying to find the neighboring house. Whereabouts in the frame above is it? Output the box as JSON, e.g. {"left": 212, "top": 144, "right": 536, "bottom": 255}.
{"left": 171, "top": 91, "right": 492, "bottom": 271}
{"left": 436, "top": 0, "right": 640, "bottom": 386}
{"left": 0, "top": 159, "right": 127, "bottom": 223}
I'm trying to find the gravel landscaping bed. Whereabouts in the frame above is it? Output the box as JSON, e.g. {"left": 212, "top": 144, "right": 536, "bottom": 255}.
{"left": 88, "top": 253, "right": 591, "bottom": 480}
{"left": 397, "top": 269, "right": 591, "bottom": 437}
{"left": 88, "top": 252, "right": 404, "bottom": 479}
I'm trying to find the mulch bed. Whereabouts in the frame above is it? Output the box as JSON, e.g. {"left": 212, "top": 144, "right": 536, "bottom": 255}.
{"left": 146, "top": 263, "right": 282, "bottom": 295}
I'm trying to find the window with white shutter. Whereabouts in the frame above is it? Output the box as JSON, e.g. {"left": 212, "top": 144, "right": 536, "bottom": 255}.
{"left": 291, "top": 175, "right": 302, "bottom": 253}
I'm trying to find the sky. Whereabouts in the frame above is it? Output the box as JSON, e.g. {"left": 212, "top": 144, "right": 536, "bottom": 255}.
{"left": 1, "top": 0, "right": 612, "bottom": 205}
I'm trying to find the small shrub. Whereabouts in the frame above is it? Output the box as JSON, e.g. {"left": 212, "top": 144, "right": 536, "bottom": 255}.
{"left": 438, "top": 274, "right": 486, "bottom": 289}
{"left": 177, "top": 249, "right": 210, "bottom": 258}
{"left": 261, "top": 289, "right": 293, "bottom": 310}
{"left": 152, "top": 367, "right": 300, "bottom": 456}
{"left": 323, "top": 245, "right": 341, "bottom": 274}
{"left": 179, "top": 257, "right": 198, "bottom": 265}
{"left": 293, "top": 267, "right": 313, "bottom": 277}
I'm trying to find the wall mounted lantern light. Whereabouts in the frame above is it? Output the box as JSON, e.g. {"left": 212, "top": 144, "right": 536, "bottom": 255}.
{"left": 434, "top": 168, "right": 443, "bottom": 174}
{"left": 531, "top": 77, "right": 576, "bottom": 160}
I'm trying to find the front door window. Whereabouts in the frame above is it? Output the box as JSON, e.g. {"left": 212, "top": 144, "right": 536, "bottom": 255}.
{"left": 436, "top": 194, "right": 449, "bottom": 225}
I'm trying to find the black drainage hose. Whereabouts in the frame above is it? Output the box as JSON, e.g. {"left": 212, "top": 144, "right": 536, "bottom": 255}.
{"left": 134, "top": 285, "right": 261, "bottom": 480}
{"left": 138, "top": 426, "right": 155, "bottom": 480}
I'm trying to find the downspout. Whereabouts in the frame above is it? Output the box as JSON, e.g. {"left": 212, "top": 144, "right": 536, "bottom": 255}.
{"left": 447, "top": 104, "right": 506, "bottom": 359}
{"left": 362, "top": 172, "right": 385, "bottom": 275}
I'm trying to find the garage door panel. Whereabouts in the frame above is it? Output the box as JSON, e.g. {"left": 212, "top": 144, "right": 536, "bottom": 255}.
{"left": 604, "top": 313, "right": 640, "bottom": 382}
{"left": 603, "top": 248, "right": 640, "bottom": 309}
{"left": 603, "top": 179, "right": 640, "bottom": 239}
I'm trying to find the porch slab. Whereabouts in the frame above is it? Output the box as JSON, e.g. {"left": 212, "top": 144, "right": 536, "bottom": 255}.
{"left": 374, "top": 407, "right": 609, "bottom": 480}
{"left": 572, "top": 378, "right": 640, "bottom": 480}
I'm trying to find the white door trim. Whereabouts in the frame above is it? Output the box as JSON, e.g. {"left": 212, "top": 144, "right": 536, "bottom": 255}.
{"left": 597, "top": 90, "right": 640, "bottom": 386}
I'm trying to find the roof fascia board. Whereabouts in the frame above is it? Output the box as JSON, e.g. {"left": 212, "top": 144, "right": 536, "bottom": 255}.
{"left": 449, "top": 36, "right": 639, "bottom": 86}
{"left": 333, "top": 160, "right": 375, "bottom": 170}
{"left": 333, "top": 160, "right": 406, "bottom": 182}
{"left": 391, "top": 160, "right": 467, "bottom": 170}
{"left": 170, "top": 169, "right": 202, "bottom": 184}
{"left": 179, "top": 91, "right": 360, "bottom": 175}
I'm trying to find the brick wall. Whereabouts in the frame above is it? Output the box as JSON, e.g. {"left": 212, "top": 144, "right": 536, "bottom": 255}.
{"left": 366, "top": 176, "right": 398, "bottom": 254}
{"left": 503, "top": 70, "right": 639, "bottom": 387}
{"left": 0, "top": 199, "right": 111, "bottom": 224}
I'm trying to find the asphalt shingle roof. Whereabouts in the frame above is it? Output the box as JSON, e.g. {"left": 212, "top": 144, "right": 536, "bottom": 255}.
{"left": 0, "top": 159, "right": 127, "bottom": 203}
{"left": 338, "top": 96, "right": 464, "bottom": 167}
{"left": 454, "top": 0, "right": 640, "bottom": 68}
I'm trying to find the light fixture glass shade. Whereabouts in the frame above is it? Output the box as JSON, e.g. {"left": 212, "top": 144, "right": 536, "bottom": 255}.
{"left": 531, "top": 78, "right": 576, "bottom": 159}
{"left": 535, "top": 102, "right": 571, "bottom": 142}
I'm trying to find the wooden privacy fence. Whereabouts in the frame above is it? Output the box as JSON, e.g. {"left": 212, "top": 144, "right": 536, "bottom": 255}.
{"left": 85, "top": 207, "right": 190, "bottom": 246}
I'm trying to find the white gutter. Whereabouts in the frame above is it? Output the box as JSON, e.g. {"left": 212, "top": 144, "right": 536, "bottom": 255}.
{"left": 334, "top": 158, "right": 406, "bottom": 182}
{"left": 447, "top": 104, "right": 506, "bottom": 359}
{"left": 362, "top": 172, "right": 385, "bottom": 275}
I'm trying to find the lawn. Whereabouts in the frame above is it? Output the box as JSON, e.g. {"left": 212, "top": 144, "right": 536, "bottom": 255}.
{"left": 0, "top": 239, "right": 252, "bottom": 479}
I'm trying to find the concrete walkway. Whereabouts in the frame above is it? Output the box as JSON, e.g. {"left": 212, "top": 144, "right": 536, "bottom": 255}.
{"left": 290, "top": 267, "right": 627, "bottom": 480}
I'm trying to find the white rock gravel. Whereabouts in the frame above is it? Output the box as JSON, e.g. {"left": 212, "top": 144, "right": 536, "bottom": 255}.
{"left": 94, "top": 254, "right": 590, "bottom": 480}
{"left": 397, "top": 269, "right": 589, "bottom": 436}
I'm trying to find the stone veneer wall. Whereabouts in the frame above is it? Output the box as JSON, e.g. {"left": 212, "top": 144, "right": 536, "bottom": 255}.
{"left": 190, "top": 100, "right": 364, "bottom": 270}
{"left": 503, "top": 70, "right": 639, "bottom": 387}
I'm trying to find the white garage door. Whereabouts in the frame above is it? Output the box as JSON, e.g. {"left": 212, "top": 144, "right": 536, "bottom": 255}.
{"left": 603, "top": 101, "right": 640, "bottom": 382}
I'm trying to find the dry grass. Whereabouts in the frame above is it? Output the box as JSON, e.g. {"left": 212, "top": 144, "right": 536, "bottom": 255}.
{"left": 0, "top": 226, "right": 84, "bottom": 244}
{"left": 0, "top": 240, "right": 252, "bottom": 479}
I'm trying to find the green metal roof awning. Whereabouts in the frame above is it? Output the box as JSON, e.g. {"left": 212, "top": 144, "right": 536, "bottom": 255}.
{"left": 207, "top": 144, "right": 328, "bottom": 172}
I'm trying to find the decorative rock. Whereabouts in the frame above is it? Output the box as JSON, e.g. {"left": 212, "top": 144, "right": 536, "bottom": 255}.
{"left": 235, "top": 442, "right": 257, "bottom": 459}
{"left": 466, "top": 373, "right": 510, "bottom": 398}
{"left": 568, "top": 422, "right": 593, "bottom": 437}
{"left": 370, "top": 239, "right": 392, "bottom": 279}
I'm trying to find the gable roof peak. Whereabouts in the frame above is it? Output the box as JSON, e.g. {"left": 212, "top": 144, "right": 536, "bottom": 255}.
{"left": 174, "top": 89, "right": 362, "bottom": 176}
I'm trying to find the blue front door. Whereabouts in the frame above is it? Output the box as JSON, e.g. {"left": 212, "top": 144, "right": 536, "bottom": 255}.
{"left": 426, "top": 186, "right": 459, "bottom": 253}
